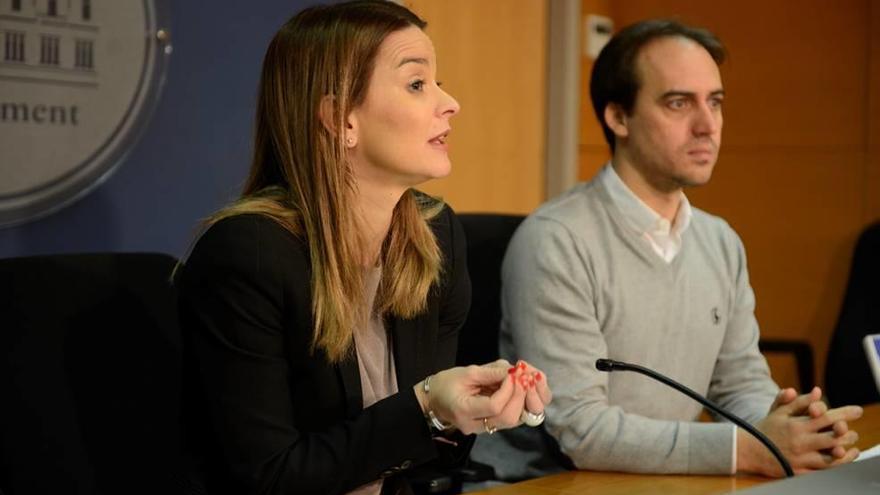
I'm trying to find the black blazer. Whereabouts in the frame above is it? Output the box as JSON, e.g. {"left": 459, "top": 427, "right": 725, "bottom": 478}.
{"left": 177, "top": 204, "right": 472, "bottom": 495}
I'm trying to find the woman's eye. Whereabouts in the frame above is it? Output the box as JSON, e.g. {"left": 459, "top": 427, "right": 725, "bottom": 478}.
{"left": 409, "top": 80, "right": 425, "bottom": 92}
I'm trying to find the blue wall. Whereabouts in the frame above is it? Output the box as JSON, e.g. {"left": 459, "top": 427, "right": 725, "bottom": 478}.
{"left": 0, "top": 0, "right": 317, "bottom": 259}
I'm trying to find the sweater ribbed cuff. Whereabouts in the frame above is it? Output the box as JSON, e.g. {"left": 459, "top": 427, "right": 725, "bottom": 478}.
{"left": 686, "top": 422, "right": 736, "bottom": 475}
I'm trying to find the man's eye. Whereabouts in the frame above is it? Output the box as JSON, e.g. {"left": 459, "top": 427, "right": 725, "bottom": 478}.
{"left": 668, "top": 99, "right": 687, "bottom": 109}
{"left": 409, "top": 80, "right": 425, "bottom": 91}
{"left": 710, "top": 98, "right": 724, "bottom": 109}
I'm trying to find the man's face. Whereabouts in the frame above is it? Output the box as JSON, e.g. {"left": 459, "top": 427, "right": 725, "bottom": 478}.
{"left": 615, "top": 36, "right": 724, "bottom": 191}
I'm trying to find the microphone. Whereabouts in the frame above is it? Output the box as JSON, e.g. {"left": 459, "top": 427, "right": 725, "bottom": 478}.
{"left": 595, "top": 358, "right": 794, "bottom": 478}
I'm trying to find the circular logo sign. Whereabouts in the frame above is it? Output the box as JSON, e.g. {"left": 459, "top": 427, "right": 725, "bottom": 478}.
{"left": 0, "top": 0, "right": 170, "bottom": 227}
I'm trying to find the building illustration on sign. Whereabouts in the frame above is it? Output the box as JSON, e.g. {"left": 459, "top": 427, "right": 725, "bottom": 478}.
{"left": 1, "top": 0, "right": 97, "bottom": 101}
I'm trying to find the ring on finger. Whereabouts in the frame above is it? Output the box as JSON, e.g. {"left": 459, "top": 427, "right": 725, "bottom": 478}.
{"left": 483, "top": 417, "right": 497, "bottom": 435}
{"left": 521, "top": 409, "right": 545, "bottom": 427}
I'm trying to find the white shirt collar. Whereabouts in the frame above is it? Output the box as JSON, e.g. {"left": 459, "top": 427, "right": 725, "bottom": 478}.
{"left": 599, "top": 162, "right": 692, "bottom": 262}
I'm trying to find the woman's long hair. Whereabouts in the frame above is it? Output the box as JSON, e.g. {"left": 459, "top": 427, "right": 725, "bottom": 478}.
{"left": 205, "top": 1, "right": 443, "bottom": 363}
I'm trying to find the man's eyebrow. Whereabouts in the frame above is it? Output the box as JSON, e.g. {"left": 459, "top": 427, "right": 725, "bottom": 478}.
{"left": 660, "top": 89, "right": 725, "bottom": 99}
{"left": 397, "top": 57, "right": 429, "bottom": 68}
{"left": 661, "top": 91, "right": 694, "bottom": 99}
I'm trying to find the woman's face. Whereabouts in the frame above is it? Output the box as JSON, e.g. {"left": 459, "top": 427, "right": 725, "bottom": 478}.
{"left": 346, "top": 26, "right": 460, "bottom": 192}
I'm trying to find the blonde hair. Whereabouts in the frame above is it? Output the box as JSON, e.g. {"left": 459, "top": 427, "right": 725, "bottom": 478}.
{"left": 203, "top": 1, "right": 444, "bottom": 363}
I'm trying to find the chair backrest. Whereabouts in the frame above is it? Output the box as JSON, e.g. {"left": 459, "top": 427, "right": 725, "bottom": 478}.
{"left": 825, "top": 223, "right": 880, "bottom": 406}
{"left": 0, "top": 253, "right": 182, "bottom": 495}
{"left": 456, "top": 214, "right": 525, "bottom": 367}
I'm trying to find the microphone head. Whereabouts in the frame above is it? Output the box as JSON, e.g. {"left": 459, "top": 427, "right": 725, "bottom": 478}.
{"left": 595, "top": 358, "right": 614, "bottom": 372}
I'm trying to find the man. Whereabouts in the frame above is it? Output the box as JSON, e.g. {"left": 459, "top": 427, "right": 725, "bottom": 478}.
{"left": 474, "top": 19, "right": 862, "bottom": 477}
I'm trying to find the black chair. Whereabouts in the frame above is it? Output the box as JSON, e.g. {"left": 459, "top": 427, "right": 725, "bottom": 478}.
{"left": 456, "top": 214, "right": 526, "bottom": 368}
{"left": 0, "top": 253, "right": 182, "bottom": 495}
{"left": 825, "top": 223, "right": 880, "bottom": 406}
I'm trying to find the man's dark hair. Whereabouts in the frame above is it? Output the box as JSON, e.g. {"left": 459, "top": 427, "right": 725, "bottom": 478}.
{"left": 590, "top": 19, "right": 726, "bottom": 151}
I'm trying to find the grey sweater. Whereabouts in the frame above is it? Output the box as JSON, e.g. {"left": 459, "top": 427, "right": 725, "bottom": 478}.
{"left": 478, "top": 174, "right": 778, "bottom": 476}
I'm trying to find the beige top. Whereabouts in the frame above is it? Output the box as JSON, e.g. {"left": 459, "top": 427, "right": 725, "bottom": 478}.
{"left": 347, "top": 266, "right": 399, "bottom": 495}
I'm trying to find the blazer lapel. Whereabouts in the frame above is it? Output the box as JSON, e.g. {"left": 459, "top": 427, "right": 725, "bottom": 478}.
{"left": 391, "top": 316, "right": 423, "bottom": 388}
{"left": 338, "top": 352, "right": 362, "bottom": 419}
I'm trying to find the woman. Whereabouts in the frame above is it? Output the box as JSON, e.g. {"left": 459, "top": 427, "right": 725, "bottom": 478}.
{"left": 176, "top": 2, "right": 551, "bottom": 494}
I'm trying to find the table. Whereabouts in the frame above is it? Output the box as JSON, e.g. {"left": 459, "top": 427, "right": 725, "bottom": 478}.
{"left": 469, "top": 403, "right": 880, "bottom": 494}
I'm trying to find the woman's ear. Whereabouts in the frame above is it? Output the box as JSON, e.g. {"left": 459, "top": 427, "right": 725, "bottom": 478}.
{"left": 318, "top": 95, "right": 358, "bottom": 148}
{"left": 604, "top": 103, "right": 629, "bottom": 139}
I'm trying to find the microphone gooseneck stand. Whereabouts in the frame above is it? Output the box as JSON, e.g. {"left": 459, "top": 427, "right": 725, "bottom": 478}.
{"left": 595, "top": 358, "right": 794, "bottom": 478}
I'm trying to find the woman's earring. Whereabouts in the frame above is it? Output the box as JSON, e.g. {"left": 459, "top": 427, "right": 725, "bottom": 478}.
{"left": 345, "top": 136, "right": 355, "bottom": 147}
